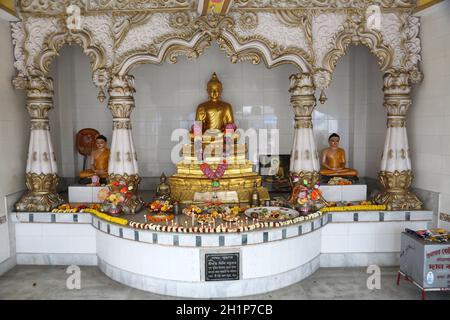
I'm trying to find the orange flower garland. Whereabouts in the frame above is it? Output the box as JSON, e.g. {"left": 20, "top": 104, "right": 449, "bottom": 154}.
{"left": 145, "top": 214, "right": 175, "bottom": 223}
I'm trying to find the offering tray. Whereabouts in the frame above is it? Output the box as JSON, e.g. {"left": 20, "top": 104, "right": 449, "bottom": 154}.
{"left": 245, "top": 206, "right": 299, "bottom": 222}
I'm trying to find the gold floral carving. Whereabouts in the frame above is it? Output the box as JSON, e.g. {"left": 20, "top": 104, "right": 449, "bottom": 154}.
{"left": 322, "top": 13, "right": 393, "bottom": 73}
{"left": 238, "top": 12, "right": 258, "bottom": 30}
{"left": 15, "top": 173, "right": 64, "bottom": 212}
{"left": 289, "top": 73, "right": 316, "bottom": 129}
{"left": 107, "top": 173, "right": 144, "bottom": 213}
{"left": 112, "top": 121, "right": 132, "bottom": 130}
{"left": 373, "top": 170, "right": 422, "bottom": 210}
{"left": 169, "top": 11, "right": 192, "bottom": 29}
{"left": 30, "top": 121, "right": 50, "bottom": 131}
{"left": 387, "top": 117, "right": 406, "bottom": 127}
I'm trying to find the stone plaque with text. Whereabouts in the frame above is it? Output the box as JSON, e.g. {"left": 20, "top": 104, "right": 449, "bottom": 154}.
{"left": 205, "top": 253, "right": 240, "bottom": 281}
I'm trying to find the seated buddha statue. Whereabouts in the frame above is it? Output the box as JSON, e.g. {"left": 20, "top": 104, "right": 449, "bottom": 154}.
{"left": 195, "top": 72, "right": 235, "bottom": 133}
{"left": 79, "top": 135, "right": 110, "bottom": 181}
{"left": 320, "top": 133, "right": 358, "bottom": 177}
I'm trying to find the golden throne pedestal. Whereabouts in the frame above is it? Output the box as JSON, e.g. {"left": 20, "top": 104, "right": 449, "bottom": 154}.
{"left": 169, "top": 133, "right": 269, "bottom": 204}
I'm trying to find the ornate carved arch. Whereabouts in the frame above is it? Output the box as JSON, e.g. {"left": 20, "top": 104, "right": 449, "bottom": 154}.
{"left": 34, "top": 27, "right": 110, "bottom": 100}
{"left": 116, "top": 32, "right": 212, "bottom": 76}
{"left": 116, "top": 14, "right": 312, "bottom": 76}
{"left": 36, "top": 28, "right": 107, "bottom": 75}
{"left": 322, "top": 16, "right": 393, "bottom": 74}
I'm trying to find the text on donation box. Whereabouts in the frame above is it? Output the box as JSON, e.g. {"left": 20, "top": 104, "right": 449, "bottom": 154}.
{"left": 205, "top": 253, "right": 240, "bottom": 281}
{"left": 425, "top": 246, "right": 450, "bottom": 288}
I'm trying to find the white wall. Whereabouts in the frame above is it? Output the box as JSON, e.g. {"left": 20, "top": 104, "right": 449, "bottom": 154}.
{"left": 410, "top": 1, "right": 450, "bottom": 228}
{"left": 54, "top": 44, "right": 382, "bottom": 179}
{"left": 0, "top": 18, "right": 27, "bottom": 271}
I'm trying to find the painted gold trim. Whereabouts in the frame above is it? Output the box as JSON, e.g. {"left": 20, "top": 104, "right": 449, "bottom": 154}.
{"left": 0, "top": 2, "right": 16, "bottom": 17}
{"left": 415, "top": 0, "right": 444, "bottom": 12}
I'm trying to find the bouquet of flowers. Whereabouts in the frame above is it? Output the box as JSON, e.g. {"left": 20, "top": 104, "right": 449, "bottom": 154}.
{"left": 290, "top": 179, "right": 328, "bottom": 214}
{"left": 148, "top": 199, "right": 174, "bottom": 213}
{"left": 98, "top": 180, "right": 133, "bottom": 215}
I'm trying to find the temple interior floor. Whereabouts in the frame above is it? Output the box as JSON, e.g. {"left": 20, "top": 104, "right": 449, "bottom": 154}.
{"left": 1, "top": 265, "right": 449, "bottom": 300}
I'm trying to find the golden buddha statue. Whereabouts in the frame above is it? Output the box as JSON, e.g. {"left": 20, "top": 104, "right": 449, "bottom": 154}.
{"left": 195, "top": 72, "right": 234, "bottom": 133}
{"left": 156, "top": 173, "right": 171, "bottom": 199}
{"left": 169, "top": 72, "right": 269, "bottom": 204}
{"left": 79, "top": 135, "right": 110, "bottom": 180}
{"left": 320, "top": 133, "right": 358, "bottom": 177}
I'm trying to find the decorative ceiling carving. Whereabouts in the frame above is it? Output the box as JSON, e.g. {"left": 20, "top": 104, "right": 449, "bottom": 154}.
{"left": 12, "top": 0, "right": 422, "bottom": 94}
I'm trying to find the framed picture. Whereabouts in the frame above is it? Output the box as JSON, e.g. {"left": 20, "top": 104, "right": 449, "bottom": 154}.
{"left": 258, "top": 154, "right": 292, "bottom": 193}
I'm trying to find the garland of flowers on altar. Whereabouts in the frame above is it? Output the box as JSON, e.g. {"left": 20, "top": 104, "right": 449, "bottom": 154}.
{"left": 199, "top": 161, "right": 228, "bottom": 180}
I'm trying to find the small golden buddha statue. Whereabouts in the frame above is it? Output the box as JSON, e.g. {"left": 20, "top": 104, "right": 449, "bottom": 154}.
{"left": 320, "top": 133, "right": 358, "bottom": 177}
{"left": 79, "top": 135, "right": 110, "bottom": 180}
{"left": 195, "top": 72, "right": 235, "bottom": 133}
{"left": 156, "top": 173, "right": 171, "bottom": 199}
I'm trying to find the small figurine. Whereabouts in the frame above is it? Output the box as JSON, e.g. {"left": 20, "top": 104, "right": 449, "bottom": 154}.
{"left": 156, "top": 173, "right": 171, "bottom": 199}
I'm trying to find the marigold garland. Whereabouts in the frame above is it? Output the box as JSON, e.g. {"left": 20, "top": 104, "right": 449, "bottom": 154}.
{"left": 80, "top": 208, "right": 129, "bottom": 225}
{"left": 145, "top": 214, "right": 175, "bottom": 223}
{"left": 321, "top": 205, "right": 386, "bottom": 212}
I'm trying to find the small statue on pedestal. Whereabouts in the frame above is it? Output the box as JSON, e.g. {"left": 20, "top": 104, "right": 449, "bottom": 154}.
{"left": 320, "top": 133, "right": 358, "bottom": 182}
{"left": 156, "top": 173, "right": 171, "bottom": 200}
{"left": 79, "top": 134, "right": 110, "bottom": 184}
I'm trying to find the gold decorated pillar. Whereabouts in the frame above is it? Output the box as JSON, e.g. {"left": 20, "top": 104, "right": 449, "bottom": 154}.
{"left": 107, "top": 74, "right": 144, "bottom": 213}
{"left": 15, "top": 76, "right": 64, "bottom": 212}
{"left": 289, "top": 73, "right": 320, "bottom": 188}
{"left": 374, "top": 71, "right": 422, "bottom": 210}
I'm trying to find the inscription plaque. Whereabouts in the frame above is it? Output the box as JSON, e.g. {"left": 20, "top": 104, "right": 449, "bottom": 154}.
{"left": 205, "top": 253, "right": 240, "bottom": 281}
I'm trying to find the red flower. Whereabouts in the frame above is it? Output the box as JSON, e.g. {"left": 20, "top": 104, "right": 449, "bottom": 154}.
{"left": 120, "top": 187, "right": 128, "bottom": 193}
{"left": 111, "top": 181, "right": 119, "bottom": 186}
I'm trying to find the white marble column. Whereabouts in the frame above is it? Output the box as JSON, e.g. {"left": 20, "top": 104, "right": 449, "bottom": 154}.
{"left": 289, "top": 73, "right": 320, "bottom": 188}
{"left": 374, "top": 71, "right": 422, "bottom": 210}
{"left": 107, "top": 75, "right": 143, "bottom": 213}
{"left": 15, "top": 76, "right": 64, "bottom": 212}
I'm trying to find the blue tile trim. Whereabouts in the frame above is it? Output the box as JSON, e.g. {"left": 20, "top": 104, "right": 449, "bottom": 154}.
{"left": 134, "top": 231, "right": 139, "bottom": 241}
{"left": 379, "top": 212, "right": 385, "bottom": 222}
{"left": 107, "top": 224, "right": 110, "bottom": 234}
{"left": 97, "top": 220, "right": 101, "bottom": 229}
{"left": 29, "top": 214, "right": 33, "bottom": 223}
{"left": 196, "top": 236, "right": 202, "bottom": 247}
{"left": 119, "top": 228, "right": 123, "bottom": 238}
{"left": 73, "top": 214, "right": 78, "bottom": 223}
{"left": 298, "top": 225, "right": 303, "bottom": 235}
{"left": 219, "top": 236, "right": 225, "bottom": 247}
{"left": 173, "top": 235, "right": 179, "bottom": 246}
{"left": 51, "top": 214, "right": 56, "bottom": 223}
{"left": 328, "top": 214, "right": 333, "bottom": 222}
{"left": 353, "top": 212, "right": 359, "bottom": 222}
{"left": 310, "top": 222, "right": 314, "bottom": 231}
{"left": 263, "top": 232, "right": 268, "bottom": 243}
{"left": 405, "top": 212, "right": 411, "bottom": 221}
{"left": 241, "top": 234, "right": 247, "bottom": 245}
{"left": 152, "top": 233, "right": 158, "bottom": 244}
{"left": 282, "top": 229, "right": 287, "bottom": 239}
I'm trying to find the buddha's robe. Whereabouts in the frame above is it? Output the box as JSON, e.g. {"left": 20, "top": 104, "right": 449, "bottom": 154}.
{"left": 79, "top": 148, "right": 110, "bottom": 179}
{"left": 320, "top": 148, "right": 358, "bottom": 176}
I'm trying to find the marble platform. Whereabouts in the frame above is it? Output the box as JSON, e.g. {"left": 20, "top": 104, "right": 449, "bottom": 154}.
{"left": 9, "top": 209, "right": 432, "bottom": 298}
{"left": 68, "top": 186, "right": 106, "bottom": 203}
{"left": 319, "top": 184, "right": 367, "bottom": 202}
